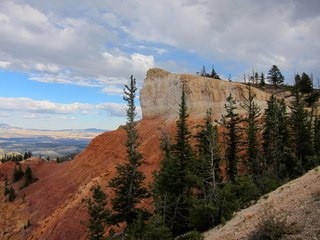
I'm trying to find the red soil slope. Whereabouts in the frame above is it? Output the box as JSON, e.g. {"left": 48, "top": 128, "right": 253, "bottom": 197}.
{"left": 0, "top": 118, "right": 168, "bottom": 240}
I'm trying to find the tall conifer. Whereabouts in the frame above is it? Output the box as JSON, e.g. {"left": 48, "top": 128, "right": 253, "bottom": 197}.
{"left": 109, "top": 75, "right": 149, "bottom": 226}
{"left": 221, "top": 94, "right": 241, "bottom": 182}
{"left": 153, "top": 84, "right": 194, "bottom": 235}
{"left": 241, "top": 84, "right": 261, "bottom": 176}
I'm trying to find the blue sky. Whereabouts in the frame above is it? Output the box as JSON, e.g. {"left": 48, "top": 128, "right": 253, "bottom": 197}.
{"left": 0, "top": 0, "right": 319, "bottom": 130}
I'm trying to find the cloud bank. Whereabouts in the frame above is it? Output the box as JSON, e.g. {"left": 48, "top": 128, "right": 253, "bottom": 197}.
{"left": 0, "top": 0, "right": 319, "bottom": 86}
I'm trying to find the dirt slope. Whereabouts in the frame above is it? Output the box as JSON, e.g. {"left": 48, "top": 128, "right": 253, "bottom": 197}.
{"left": 0, "top": 118, "right": 166, "bottom": 240}
{"left": 204, "top": 166, "right": 320, "bottom": 240}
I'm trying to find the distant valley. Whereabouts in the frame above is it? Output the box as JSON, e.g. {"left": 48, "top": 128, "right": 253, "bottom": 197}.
{"left": 0, "top": 123, "right": 107, "bottom": 159}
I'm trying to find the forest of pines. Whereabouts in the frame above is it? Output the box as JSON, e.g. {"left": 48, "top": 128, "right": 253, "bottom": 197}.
{"left": 83, "top": 68, "right": 320, "bottom": 240}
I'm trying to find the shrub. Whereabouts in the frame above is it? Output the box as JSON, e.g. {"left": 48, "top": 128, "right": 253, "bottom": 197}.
{"left": 247, "top": 207, "right": 300, "bottom": 240}
{"left": 8, "top": 187, "right": 16, "bottom": 202}
{"left": 175, "top": 230, "right": 203, "bottom": 240}
{"left": 188, "top": 203, "right": 216, "bottom": 231}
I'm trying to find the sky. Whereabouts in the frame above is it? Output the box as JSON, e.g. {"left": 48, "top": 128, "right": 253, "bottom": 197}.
{"left": 0, "top": 0, "right": 319, "bottom": 130}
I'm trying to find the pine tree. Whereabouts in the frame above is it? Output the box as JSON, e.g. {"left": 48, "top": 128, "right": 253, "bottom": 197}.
{"left": 85, "top": 185, "right": 110, "bottom": 240}
{"left": 254, "top": 72, "right": 259, "bottom": 85}
{"left": 4, "top": 175, "right": 9, "bottom": 196}
{"left": 260, "top": 73, "right": 265, "bottom": 87}
{"left": 221, "top": 94, "right": 241, "bottom": 182}
{"left": 153, "top": 84, "right": 195, "bottom": 235}
{"left": 196, "top": 109, "right": 221, "bottom": 197}
{"left": 109, "top": 75, "right": 149, "bottom": 227}
{"left": 13, "top": 164, "right": 24, "bottom": 182}
{"left": 241, "top": 84, "right": 261, "bottom": 176}
{"left": 23, "top": 166, "right": 33, "bottom": 188}
{"left": 267, "top": 65, "right": 284, "bottom": 87}
{"left": 298, "top": 72, "right": 313, "bottom": 94}
{"left": 172, "top": 83, "right": 194, "bottom": 193}
{"left": 262, "top": 95, "right": 291, "bottom": 177}
{"left": 210, "top": 66, "right": 220, "bottom": 79}
{"left": 289, "top": 90, "right": 313, "bottom": 173}
{"left": 8, "top": 186, "right": 16, "bottom": 202}
{"left": 314, "top": 115, "right": 320, "bottom": 156}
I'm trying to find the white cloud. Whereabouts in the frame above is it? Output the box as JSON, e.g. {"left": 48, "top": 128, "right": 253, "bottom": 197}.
{"left": 0, "top": 1, "right": 154, "bottom": 91}
{"left": 1, "top": 0, "right": 319, "bottom": 88}
{"left": 97, "top": 102, "right": 142, "bottom": 118}
{"left": 101, "top": 87, "right": 124, "bottom": 96}
{"left": 0, "top": 97, "right": 130, "bottom": 118}
{"left": 34, "top": 63, "right": 60, "bottom": 73}
{"left": 0, "top": 61, "right": 11, "bottom": 69}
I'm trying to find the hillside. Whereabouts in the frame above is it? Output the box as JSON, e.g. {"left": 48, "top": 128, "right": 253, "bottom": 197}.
{"left": 204, "top": 166, "right": 320, "bottom": 240}
{"left": 0, "top": 68, "right": 317, "bottom": 239}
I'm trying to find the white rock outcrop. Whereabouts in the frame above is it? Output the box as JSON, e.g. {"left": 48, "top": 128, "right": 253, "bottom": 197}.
{"left": 140, "top": 68, "right": 271, "bottom": 120}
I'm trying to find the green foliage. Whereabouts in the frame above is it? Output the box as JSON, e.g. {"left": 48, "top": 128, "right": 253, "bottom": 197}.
{"left": 4, "top": 186, "right": 10, "bottom": 196}
{"left": 314, "top": 116, "right": 320, "bottom": 156}
{"left": 4, "top": 175, "right": 9, "bottom": 196}
{"left": 198, "top": 65, "right": 220, "bottom": 79}
{"left": 22, "top": 166, "right": 33, "bottom": 188}
{"left": 123, "top": 214, "right": 173, "bottom": 240}
{"left": 263, "top": 95, "right": 292, "bottom": 177}
{"left": 259, "top": 73, "right": 265, "bottom": 87}
{"left": 221, "top": 93, "right": 241, "bottom": 182}
{"left": 247, "top": 207, "right": 300, "bottom": 240}
{"left": 289, "top": 91, "right": 313, "bottom": 174}
{"left": 267, "top": 65, "right": 284, "bottom": 87}
{"left": 84, "top": 185, "right": 110, "bottom": 240}
{"left": 305, "top": 91, "right": 320, "bottom": 107}
{"left": 175, "top": 230, "right": 204, "bottom": 240}
{"left": 109, "top": 75, "right": 149, "bottom": 227}
{"left": 153, "top": 85, "right": 195, "bottom": 236}
{"left": 295, "top": 72, "right": 313, "bottom": 94}
{"left": 13, "top": 164, "right": 24, "bottom": 182}
{"left": 195, "top": 109, "right": 221, "bottom": 198}
{"left": 254, "top": 173, "right": 282, "bottom": 195}
{"left": 241, "top": 84, "right": 261, "bottom": 176}
{"left": 23, "top": 151, "right": 32, "bottom": 160}
{"left": 188, "top": 203, "right": 216, "bottom": 231}
{"left": 8, "top": 186, "right": 16, "bottom": 202}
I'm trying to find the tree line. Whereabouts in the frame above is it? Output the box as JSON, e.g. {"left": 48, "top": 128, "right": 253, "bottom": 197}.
{"left": 83, "top": 73, "right": 319, "bottom": 240}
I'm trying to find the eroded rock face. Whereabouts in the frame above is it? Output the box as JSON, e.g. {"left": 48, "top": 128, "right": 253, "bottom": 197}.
{"left": 140, "top": 68, "right": 271, "bottom": 120}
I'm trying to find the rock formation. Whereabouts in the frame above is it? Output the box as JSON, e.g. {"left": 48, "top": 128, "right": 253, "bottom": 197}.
{"left": 140, "top": 68, "right": 270, "bottom": 119}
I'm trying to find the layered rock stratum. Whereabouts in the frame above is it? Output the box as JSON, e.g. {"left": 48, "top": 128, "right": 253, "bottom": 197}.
{"left": 140, "top": 68, "right": 270, "bottom": 119}
{"left": 0, "top": 68, "right": 317, "bottom": 240}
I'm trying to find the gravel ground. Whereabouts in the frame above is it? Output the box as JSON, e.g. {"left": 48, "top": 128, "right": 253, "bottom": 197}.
{"left": 204, "top": 166, "right": 320, "bottom": 240}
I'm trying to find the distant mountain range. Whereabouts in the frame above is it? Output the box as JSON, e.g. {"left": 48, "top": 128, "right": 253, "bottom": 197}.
{"left": 0, "top": 123, "right": 107, "bottom": 139}
{"left": 0, "top": 123, "right": 108, "bottom": 158}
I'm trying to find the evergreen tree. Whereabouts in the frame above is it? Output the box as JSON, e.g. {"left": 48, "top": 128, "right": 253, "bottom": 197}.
{"left": 313, "top": 115, "right": 320, "bottom": 156}
{"left": 267, "top": 65, "right": 284, "bottom": 87}
{"left": 23, "top": 166, "right": 33, "bottom": 188}
{"left": 13, "top": 164, "right": 24, "bottom": 182}
{"left": 196, "top": 109, "right": 221, "bottom": 197}
{"left": 254, "top": 72, "right": 259, "bottom": 85}
{"left": 210, "top": 66, "right": 220, "bottom": 79}
{"left": 109, "top": 75, "right": 149, "bottom": 227}
{"left": 172, "top": 84, "right": 194, "bottom": 193}
{"left": 289, "top": 91, "right": 313, "bottom": 173}
{"left": 262, "top": 95, "right": 291, "bottom": 177}
{"left": 8, "top": 186, "right": 16, "bottom": 202}
{"left": 260, "top": 73, "right": 265, "bottom": 87}
{"left": 153, "top": 84, "right": 195, "bottom": 235}
{"left": 241, "top": 84, "right": 261, "bottom": 176}
{"left": 221, "top": 94, "right": 241, "bottom": 182}
{"left": 296, "top": 72, "right": 313, "bottom": 93}
{"left": 199, "top": 66, "right": 207, "bottom": 77}
{"left": 4, "top": 175, "right": 9, "bottom": 196}
{"left": 85, "top": 185, "right": 110, "bottom": 240}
